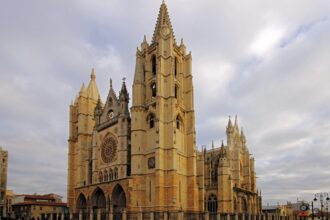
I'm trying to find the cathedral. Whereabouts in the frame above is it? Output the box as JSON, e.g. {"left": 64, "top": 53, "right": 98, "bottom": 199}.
{"left": 67, "top": 2, "right": 262, "bottom": 220}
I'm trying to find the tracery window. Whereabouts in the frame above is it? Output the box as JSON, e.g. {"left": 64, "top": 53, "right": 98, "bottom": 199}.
{"left": 207, "top": 194, "right": 218, "bottom": 213}
{"left": 104, "top": 170, "right": 108, "bottom": 182}
{"left": 114, "top": 167, "right": 118, "bottom": 179}
{"left": 109, "top": 168, "right": 113, "bottom": 181}
{"left": 99, "top": 171, "right": 103, "bottom": 183}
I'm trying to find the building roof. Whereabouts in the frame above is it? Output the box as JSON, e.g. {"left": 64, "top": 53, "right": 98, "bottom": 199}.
{"left": 15, "top": 193, "right": 62, "bottom": 201}
{"left": 262, "top": 205, "right": 279, "bottom": 210}
{"left": 21, "top": 195, "right": 56, "bottom": 200}
{"left": 12, "top": 201, "right": 67, "bottom": 207}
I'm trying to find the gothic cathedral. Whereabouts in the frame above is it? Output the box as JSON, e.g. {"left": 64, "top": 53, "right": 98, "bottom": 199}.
{"left": 67, "top": 2, "right": 262, "bottom": 220}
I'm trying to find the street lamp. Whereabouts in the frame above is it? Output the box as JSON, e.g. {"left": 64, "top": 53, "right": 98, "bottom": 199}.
{"left": 314, "top": 193, "right": 330, "bottom": 220}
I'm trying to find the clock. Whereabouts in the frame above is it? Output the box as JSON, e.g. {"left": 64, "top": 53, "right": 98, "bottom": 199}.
{"left": 161, "top": 26, "right": 170, "bottom": 36}
{"left": 148, "top": 157, "right": 156, "bottom": 169}
{"left": 300, "top": 204, "right": 309, "bottom": 211}
{"left": 108, "top": 111, "right": 114, "bottom": 119}
{"left": 101, "top": 137, "right": 117, "bottom": 163}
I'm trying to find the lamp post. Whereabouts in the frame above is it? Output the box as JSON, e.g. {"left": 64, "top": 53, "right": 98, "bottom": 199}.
{"left": 314, "top": 193, "right": 330, "bottom": 220}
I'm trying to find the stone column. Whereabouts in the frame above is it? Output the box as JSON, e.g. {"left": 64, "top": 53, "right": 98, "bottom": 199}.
{"left": 79, "top": 210, "right": 82, "bottom": 220}
{"left": 150, "top": 212, "right": 154, "bottom": 220}
{"left": 235, "top": 213, "right": 239, "bottom": 220}
{"left": 138, "top": 208, "right": 143, "bottom": 220}
{"left": 217, "top": 213, "right": 221, "bottom": 220}
{"left": 97, "top": 209, "right": 101, "bottom": 220}
{"left": 70, "top": 213, "right": 73, "bottom": 220}
{"left": 122, "top": 208, "right": 127, "bottom": 220}
{"left": 242, "top": 214, "right": 245, "bottom": 220}
{"left": 205, "top": 212, "right": 209, "bottom": 220}
{"left": 50, "top": 213, "right": 53, "bottom": 220}
{"left": 178, "top": 211, "right": 184, "bottom": 220}
{"left": 61, "top": 213, "right": 65, "bottom": 220}
{"left": 164, "top": 212, "right": 168, "bottom": 220}
{"left": 89, "top": 209, "right": 93, "bottom": 220}
{"left": 227, "top": 213, "right": 231, "bottom": 220}
{"left": 109, "top": 206, "right": 113, "bottom": 220}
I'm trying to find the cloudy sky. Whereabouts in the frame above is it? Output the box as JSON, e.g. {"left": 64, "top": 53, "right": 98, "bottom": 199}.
{"left": 1, "top": 0, "right": 330, "bottom": 205}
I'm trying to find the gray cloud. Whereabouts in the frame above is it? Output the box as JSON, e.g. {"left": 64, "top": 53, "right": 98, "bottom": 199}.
{"left": 1, "top": 0, "right": 330, "bottom": 205}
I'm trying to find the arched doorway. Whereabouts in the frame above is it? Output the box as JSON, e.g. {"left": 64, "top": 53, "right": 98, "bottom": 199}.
{"left": 91, "top": 187, "right": 106, "bottom": 220}
{"left": 241, "top": 197, "right": 248, "bottom": 214}
{"left": 234, "top": 197, "right": 238, "bottom": 213}
{"left": 111, "top": 184, "right": 126, "bottom": 220}
{"left": 77, "top": 193, "right": 88, "bottom": 220}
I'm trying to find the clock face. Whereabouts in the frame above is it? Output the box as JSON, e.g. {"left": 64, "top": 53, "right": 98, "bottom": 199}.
{"left": 108, "top": 111, "right": 114, "bottom": 119}
{"left": 300, "top": 204, "right": 308, "bottom": 211}
{"left": 161, "top": 26, "right": 170, "bottom": 36}
{"left": 148, "top": 157, "right": 156, "bottom": 169}
{"left": 101, "top": 137, "right": 117, "bottom": 163}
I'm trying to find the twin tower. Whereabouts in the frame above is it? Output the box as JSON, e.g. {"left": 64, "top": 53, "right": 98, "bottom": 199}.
{"left": 67, "top": 2, "right": 261, "bottom": 219}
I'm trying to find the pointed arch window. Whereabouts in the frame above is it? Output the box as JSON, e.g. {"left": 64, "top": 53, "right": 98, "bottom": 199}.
{"left": 99, "top": 171, "right": 103, "bottom": 183}
{"left": 207, "top": 194, "right": 218, "bottom": 213}
{"left": 109, "top": 168, "right": 113, "bottom": 181}
{"left": 174, "top": 57, "right": 178, "bottom": 76}
{"left": 104, "top": 170, "right": 108, "bottom": 182}
{"left": 176, "top": 115, "right": 183, "bottom": 130}
{"left": 152, "top": 55, "right": 157, "bottom": 75}
{"left": 242, "top": 198, "right": 248, "bottom": 213}
{"left": 148, "top": 113, "right": 155, "bottom": 128}
{"left": 151, "top": 82, "right": 157, "bottom": 97}
{"left": 234, "top": 198, "right": 238, "bottom": 213}
{"left": 114, "top": 167, "right": 118, "bottom": 179}
{"left": 174, "top": 85, "right": 179, "bottom": 99}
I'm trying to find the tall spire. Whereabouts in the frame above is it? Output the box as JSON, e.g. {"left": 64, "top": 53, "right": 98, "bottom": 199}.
{"left": 108, "top": 78, "right": 117, "bottom": 102}
{"left": 227, "top": 116, "right": 233, "bottom": 131}
{"left": 234, "top": 115, "right": 240, "bottom": 133}
{"left": 90, "top": 67, "right": 96, "bottom": 79}
{"left": 241, "top": 127, "right": 246, "bottom": 144}
{"left": 119, "top": 77, "right": 129, "bottom": 102}
{"left": 152, "top": 1, "right": 176, "bottom": 43}
{"left": 219, "top": 140, "right": 226, "bottom": 158}
{"left": 79, "top": 83, "right": 87, "bottom": 97}
{"left": 87, "top": 68, "right": 100, "bottom": 101}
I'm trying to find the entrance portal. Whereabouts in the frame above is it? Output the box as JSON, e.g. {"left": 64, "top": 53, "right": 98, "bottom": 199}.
{"left": 77, "top": 194, "right": 88, "bottom": 220}
{"left": 91, "top": 187, "right": 106, "bottom": 220}
{"left": 111, "top": 184, "right": 126, "bottom": 220}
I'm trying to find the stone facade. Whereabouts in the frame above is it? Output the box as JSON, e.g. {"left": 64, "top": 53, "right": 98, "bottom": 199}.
{"left": 67, "top": 2, "right": 262, "bottom": 219}
{"left": 0, "top": 147, "right": 8, "bottom": 218}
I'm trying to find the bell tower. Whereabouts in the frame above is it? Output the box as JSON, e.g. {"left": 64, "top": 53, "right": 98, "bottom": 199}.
{"left": 130, "top": 1, "right": 199, "bottom": 213}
